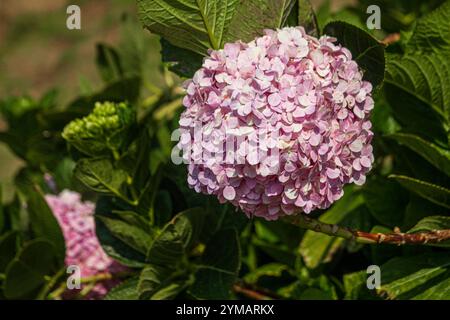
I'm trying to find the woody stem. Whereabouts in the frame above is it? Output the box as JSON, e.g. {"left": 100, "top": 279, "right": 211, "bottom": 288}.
{"left": 285, "top": 214, "right": 450, "bottom": 245}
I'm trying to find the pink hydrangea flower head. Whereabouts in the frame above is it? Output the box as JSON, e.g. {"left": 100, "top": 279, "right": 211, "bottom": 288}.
{"left": 178, "top": 27, "right": 374, "bottom": 220}
{"left": 45, "top": 190, "right": 126, "bottom": 299}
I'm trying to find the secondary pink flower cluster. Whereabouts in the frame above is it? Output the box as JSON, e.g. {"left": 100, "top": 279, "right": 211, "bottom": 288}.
{"left": 179, "top": 27, "right": 374, "bottom": 220}
{"left": 45, "top": 190, "right": 125, "bottom": 299}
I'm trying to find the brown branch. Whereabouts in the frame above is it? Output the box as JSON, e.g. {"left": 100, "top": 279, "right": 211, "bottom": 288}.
{"left": 286, "top": 214, "right": 450, "bottom": 245}
{"left": 232, "top": 284, "right": 272, "bottom": 300}
{"left": 232, "top": 279, "right": 284, "bottom": 300}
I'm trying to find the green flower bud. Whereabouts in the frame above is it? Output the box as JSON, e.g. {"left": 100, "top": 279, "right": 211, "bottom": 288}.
{"left": 62, "top": 101, "right": 135, "bottom": 158}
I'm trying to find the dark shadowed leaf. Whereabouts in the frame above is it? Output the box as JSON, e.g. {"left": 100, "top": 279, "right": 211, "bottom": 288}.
{"left": 20, "top": 185, "right": 65, "bottom": 261}
{"left": 378, "top": 253, "right": 450, "bottom": 300}
{"left": 4, "top": 239, "right": 58, "bottom": 299}
{"left": 388, "top": 133, "right": 450, "bottom": 177}
{"left": 160, "top": 39, "right": 203, "bottom": 78}
{"left": 0, "top": 232, "right": 19, "bottom": 273}
{"left": 363, "top": 177, "right": 409, "bottom": 227}
{"left": 389, "top": 175, "right": 450, "bottom": 209}
{"left": 189, "top": 228, "right": 240, "bottom": 299}
{"left": 299, "top": 187, "right": 364, "bottom": 269}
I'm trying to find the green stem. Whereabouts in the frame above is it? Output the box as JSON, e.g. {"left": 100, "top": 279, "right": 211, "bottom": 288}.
{"left": 38, "top": 267, "right": 66, "bottom": 300}
{"left": 285, "top": 214, "right": 450, "bottom": 245}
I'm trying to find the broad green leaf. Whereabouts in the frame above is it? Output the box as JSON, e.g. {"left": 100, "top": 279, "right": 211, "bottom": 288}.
{"left": 403, "top": 195, "right": 448, "bottom": 231}
{"left": 97, "top": 216, "right": 153, "bottom": 254}
{"left": 74, "top": 157, "right": 129, "bottom": 201}
{"left": 96, "top": 43, "right": 124, "bottom": 83}
{"left": 252, "top": 237, "right": 297, "bottom": 268}
{"left": 388, "top": 133, "right": 450, "bottom": 177}
{"left": 104, "top": 277, "right": 140, "bottom": 300}
{"left": 189, "top": 228, "right": 240, "bottom": 299}
{"left": 21, "top": 185, "right": 65, "bottom": 261}
{"left": 138, "top": 264, "right": 189, "bottom": 300}
{"left": 224, "top": 0, "right": 296, "bottom": 43}
{"left": 146, "top": 208, "right": 206, "bottom": 264}
{"left": 385, "top": 1, "right": 450, "bottom": 127}
{"left": 299, "top": 188, "right": 365, "bottom": 269}
{"left": 160, "top": 39, "right": 203, "bottom": 78}
{"left": 0, "top": 232, "right": 18, "bottom": 273}
{"left": 95, "top": 197, "right": 147, "bottom": 268}
{"left": 389, "top": 175, "right": 450, "bottom": 209}
{"left": 407, "top": 215, "right": 450, "bottom": 247}
{"left": 343, "top": 270, "right": 379, "bottom": 300}
{"left": 137, "top": 0, "right": 239, "bottom": 54}
{"left": 323, "top": 21, "right": 385, "bottom": 88}
{"left": 254, "top": 218, "right": 303, "bottom": 249}
{"left": 378, "top": 253, "right": 450, "bottom": 300}
{"left": 4, "top": 239, "right": 58, "bottom": 299}
{"left": 363, "top": 177, "right": 409, "bottom": 227}
{"left": 408, "top": 216, "right": 450, "bottom": 233}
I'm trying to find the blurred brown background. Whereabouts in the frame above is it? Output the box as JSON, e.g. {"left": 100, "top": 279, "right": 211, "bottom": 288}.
{"left": 0, "top": 0, "right": 354, "bottom": 201}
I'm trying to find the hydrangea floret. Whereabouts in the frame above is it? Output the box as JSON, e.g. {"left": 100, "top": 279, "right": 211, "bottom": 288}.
{"left": 45, "top": 190, "right": 126, "bottom": 299}
{"left": 178, "top": 27, "right": 374, "bottom": 220}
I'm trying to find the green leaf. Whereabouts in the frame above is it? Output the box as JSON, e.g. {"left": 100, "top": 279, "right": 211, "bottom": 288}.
{"left": 160, "top": 39, "right": 203, "bottom": 78}
{"left": 244, "top": 263, "right": 291, "bottom": 284}
{"left": 343, "top": 270, "right": 379, "bottom": 300}
{"left": 95, "top": 198, "right": 147, "bottom": 268}
{"left": 138, "top": 0, "right": 239, "bottom": 54}
{"left": 407, "top": 216, "right": 450, "bottom": 247}
{"left": 104, "top": 277, "right": 140, "bottom": 300}
{"left": 97, "top": 216, "right": 153, "bottom": 254}
{"left": 388, "top": 133, "right": 450, "bottom": 177}
{"left": 74, "top": 157, "right": 129, "bottom": 201}
{"left": 21, "top": 185, "right": 65, "bottom": 261}
{"left": 323, "top": 21, "right": 385, "bottom": 88}
{"left": 189, "top": 229, "right": 240, "bottom": 299}
{"left": 385, "top": 1, "right": 450, "bottom": 127}
{"left": 4, "top": 239, "right": 58, "bottom": 299}
{"left": 146, "top": 208, "right": 206, "bottom": 265}
{"left": 0, "top": 232, "right": 18, "bottom": 273}
{"left": 252, "top": 238, "right": 297, "bottom": 268}
{"left": 389, "top": 175, "right": 450, "bottom": 209}
{"left": 378, "top": 253, "right": 450, "bottom": 300}
{"left": 138, "top": 264, "right": 189, "bottom": 300}
{"left": 299, "top": 188, "right": 365, "bottom": 269}
{"left": 363, "top": 177, "right": 409, "bottom": 227}
{"left": 224, "top": 0, "right": 296, "bottom": 43}
{"left": 96, "top": 43, "right": 124, "bottom": 83}
{"left": 408, "top": 216, "right": 450, "bottom": 233}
